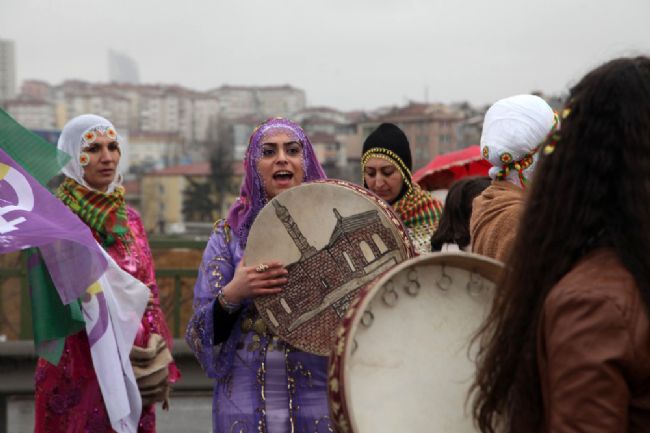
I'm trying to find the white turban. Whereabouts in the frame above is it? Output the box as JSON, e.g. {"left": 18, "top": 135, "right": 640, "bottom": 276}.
{"left": 480, "top": 94, "right": 556, "bottom": 186}
{"left": 57, "top": 114, "right": 124, "bottom": 193}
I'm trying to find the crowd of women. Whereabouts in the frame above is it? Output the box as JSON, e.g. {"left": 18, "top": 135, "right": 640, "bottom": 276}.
{"left": 31, "top": 55, "right": 650, "bottom": 432}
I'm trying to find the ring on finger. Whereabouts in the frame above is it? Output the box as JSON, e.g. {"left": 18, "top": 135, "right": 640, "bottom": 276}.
{"left": 255, "top": 264, "right": 269, "bottom": 273}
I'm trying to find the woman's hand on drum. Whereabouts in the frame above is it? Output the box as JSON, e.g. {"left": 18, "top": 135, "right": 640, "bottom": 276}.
{"left": 221, "top": 261, "right": 288, "bottom": 304}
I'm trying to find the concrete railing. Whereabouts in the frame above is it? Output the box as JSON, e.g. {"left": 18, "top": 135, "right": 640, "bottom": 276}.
{"left": 0, "top": 339, "right": 214, "bottom": 433}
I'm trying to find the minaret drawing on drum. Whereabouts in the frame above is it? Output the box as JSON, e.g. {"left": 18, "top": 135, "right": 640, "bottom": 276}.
{"left": 273, "top": 200, "right": 318, "bottom": 259}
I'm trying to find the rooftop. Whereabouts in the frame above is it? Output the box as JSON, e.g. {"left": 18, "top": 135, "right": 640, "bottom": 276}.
{"left": 144, "top": 160, "right": 245, "bottom": 177}
{"left": 210, "top": 84, "right": 302, "bottom": 93}
{"left": 145, "top": 161, "right": 211, "bottom": 176}
{"left": 309, "top": 131, "right": 337, "bottom": 144}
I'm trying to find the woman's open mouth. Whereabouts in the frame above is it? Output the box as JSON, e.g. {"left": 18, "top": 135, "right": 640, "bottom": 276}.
{"left": 273, "top": 171, "right": 294, "bottom": 185}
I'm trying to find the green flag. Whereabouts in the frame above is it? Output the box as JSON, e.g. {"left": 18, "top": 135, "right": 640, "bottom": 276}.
{"left": 26, "top": 249, "right": 85, "bottom": 364}
{"left": 0, "top": 108, "right": 82, "bottom": 364}
{"left": 0, "top": 107, "right": 70, "bottom": 185}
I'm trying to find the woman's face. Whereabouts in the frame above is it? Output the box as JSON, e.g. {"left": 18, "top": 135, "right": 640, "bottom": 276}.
{"left": 257, "top": 131, "right": 305, "bottom": 199}
{"left": 363, "top": 157, "right": 404, "bottom": 203}
{"left": 82, "top": 133, "right": 121, "bottom": 192}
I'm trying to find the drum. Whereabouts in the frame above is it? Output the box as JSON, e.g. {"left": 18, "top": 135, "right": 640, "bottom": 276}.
{"left": 246, "top": 179, "right": 415, "bottom": 356}
{"left": 328, "top": 252, "right": 502, "bottom": 433}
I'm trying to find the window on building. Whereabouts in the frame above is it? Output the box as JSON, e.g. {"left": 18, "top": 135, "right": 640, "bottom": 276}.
{"left": 415, "top": 146, "right": 429, "bottom": 162}
{"left": 359, "top": 241, "right": 375, "bottom": 263}
{"left": 343, "top": 251, "right": 355, "bottom": 271}
{"left": 280, "top": 298, "right": 292, "bottom": 314}
{"left": 372, "top": 234, "right": 388, "bottom": 254}
{"left": 266, "top": 309, "right": 280, "bottom": 327}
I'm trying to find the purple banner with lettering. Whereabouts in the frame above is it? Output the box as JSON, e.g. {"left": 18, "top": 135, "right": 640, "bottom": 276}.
{"left": 0, "top": 148, "right": 107, "bottom": 304}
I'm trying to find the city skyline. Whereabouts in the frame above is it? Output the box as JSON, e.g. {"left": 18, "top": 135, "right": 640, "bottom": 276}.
{"left": 2, "top": 0, "right": 649, "bottom": 111}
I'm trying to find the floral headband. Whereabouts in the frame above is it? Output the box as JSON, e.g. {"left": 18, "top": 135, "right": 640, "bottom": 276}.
{"left": 79, "top": 125, "right": 120, "bottom": 166}
{"left": 81, "top": 125, "right": 118, "bottom": 148}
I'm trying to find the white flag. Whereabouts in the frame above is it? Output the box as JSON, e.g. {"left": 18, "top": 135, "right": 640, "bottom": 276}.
{"left": 82, "top": 246, "right": 149, "bottom": 433}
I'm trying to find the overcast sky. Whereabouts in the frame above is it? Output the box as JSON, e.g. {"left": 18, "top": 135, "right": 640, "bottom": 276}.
{"left": 2, "top": 0, "right": 649, "bottom": 111}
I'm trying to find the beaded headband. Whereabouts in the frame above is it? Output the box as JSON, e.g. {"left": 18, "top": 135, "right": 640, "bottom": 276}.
{"left": 543, "top": 109, "right": 570, "bottom": 155}
{"left": 361, "top": 147, "right": 413, "bottom": 194}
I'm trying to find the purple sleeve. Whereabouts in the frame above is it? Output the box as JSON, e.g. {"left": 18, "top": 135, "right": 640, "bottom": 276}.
{"left": 184, "top": 221, "right": 237, "bottom": 378}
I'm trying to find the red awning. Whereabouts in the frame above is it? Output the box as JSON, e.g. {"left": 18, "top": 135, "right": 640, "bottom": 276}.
{"left": 413, "top": 145, "right": 491, "bottom": 190}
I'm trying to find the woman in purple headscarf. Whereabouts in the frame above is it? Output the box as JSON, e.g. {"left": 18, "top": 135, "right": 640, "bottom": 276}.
{"left": 185, "top": 118, "right": 333, "bottom": 433}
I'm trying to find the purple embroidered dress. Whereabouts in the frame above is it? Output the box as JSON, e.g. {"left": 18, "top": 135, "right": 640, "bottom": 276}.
{"left": 185, "top": 119, "right": 334, "bottom": 433}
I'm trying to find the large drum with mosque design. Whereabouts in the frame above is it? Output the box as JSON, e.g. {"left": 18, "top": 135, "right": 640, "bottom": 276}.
{"left": 328, "top": 252, "right": 502, "bottom": 433}
{"left": 245, "top": 179, "right": 415, "bottom": 356}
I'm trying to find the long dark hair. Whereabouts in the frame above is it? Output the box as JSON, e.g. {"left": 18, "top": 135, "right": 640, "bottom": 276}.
{"left": 430, "top": 176, "right": 491, "bottom": 251}
{"left": 472, "top": 56, "right": 650, "bottom": 433}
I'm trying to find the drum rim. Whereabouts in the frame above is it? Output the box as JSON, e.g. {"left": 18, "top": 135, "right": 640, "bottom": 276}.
{"left": 249, "top": 178, "right": 416, "bottom": 355}
{"left": 329, "top": 252, "right": 503, "bottom": 433}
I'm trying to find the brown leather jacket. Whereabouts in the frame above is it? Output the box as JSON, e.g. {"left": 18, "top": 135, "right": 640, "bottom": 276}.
{"left": 537, "top": 249, "right": 650, "bottom": 432}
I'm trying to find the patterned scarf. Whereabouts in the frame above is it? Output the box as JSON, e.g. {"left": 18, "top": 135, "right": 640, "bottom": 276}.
{"left": 56, "top": 177, "right": 129, "bottom": 247}
{"left": 393, "top": 182, "right": 443, "bottom": 229}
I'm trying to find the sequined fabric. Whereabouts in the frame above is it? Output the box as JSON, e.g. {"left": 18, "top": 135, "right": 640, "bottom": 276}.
{"left": 34, "top": 207, "right": 180, "bottom": 433}
{"left": 407, "top": 223, "right": 437, "bottom": 254}
{"left": 186, "top": 221, "right": 333, "bottom": 433}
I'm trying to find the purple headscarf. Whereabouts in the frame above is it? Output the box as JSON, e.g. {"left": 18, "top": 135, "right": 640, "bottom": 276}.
{"left": 226, "top": 118, "right": 327, "bottom": 248}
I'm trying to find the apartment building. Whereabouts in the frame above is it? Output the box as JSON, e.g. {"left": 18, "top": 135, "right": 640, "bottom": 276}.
{"left": 128, "top": 131, "right": 183, "bottom": 171}
{"left": 356, "top": 102, "right": 465, "bottom": 170}
{"left": 4, "top": 97, "right": 56, "bottom": 129}
{"left": 210, "top": 85, "right": 305, "bottom": 119}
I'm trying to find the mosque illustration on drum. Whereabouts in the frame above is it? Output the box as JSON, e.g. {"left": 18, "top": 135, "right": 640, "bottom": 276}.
{"left": 258, "top": 199, "right": 403, "bottom": 337}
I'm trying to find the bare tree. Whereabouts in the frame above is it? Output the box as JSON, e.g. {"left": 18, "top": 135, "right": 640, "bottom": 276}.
{"left": 183, "top": 120, "right": 238, "bottom": 222}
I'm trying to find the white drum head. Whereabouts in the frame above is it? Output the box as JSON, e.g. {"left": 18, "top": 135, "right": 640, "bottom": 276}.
{"left": 330, "top": 253, "right": 502, "bottom": 433}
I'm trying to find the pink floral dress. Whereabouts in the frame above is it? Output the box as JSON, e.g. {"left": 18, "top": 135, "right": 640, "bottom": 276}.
{"left": 34, "top": 208, "right": 180, "bottom": 433}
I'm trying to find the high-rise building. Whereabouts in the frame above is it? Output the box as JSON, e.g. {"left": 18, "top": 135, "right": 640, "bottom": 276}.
{"left": 0, "top": 39, "right": 16, "bottom": 103}
{"left": 108, "top": 49, "right": 140, "bottom": 84}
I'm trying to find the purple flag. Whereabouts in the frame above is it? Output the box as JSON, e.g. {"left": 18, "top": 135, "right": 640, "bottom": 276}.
{"left": 0, "top": 145, "right": 147, "bottom": 432}
{"left": 0, "top": 148, "right": 107, "bottom": 304}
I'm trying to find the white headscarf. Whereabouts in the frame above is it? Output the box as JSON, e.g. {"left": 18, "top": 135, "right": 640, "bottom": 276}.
{"left": 57, "top": 114, "right": 123, "bottom": 193}
{"left": 480, "top": 94, "right": 556, "bottom": 186}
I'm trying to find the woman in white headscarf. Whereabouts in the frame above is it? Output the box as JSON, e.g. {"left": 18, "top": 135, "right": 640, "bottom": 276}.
{"left": 34, "top": 114, "right": 179, "bottom": 433}
{"left": 469, "top": 95, "right": 557, "bottom": 262}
